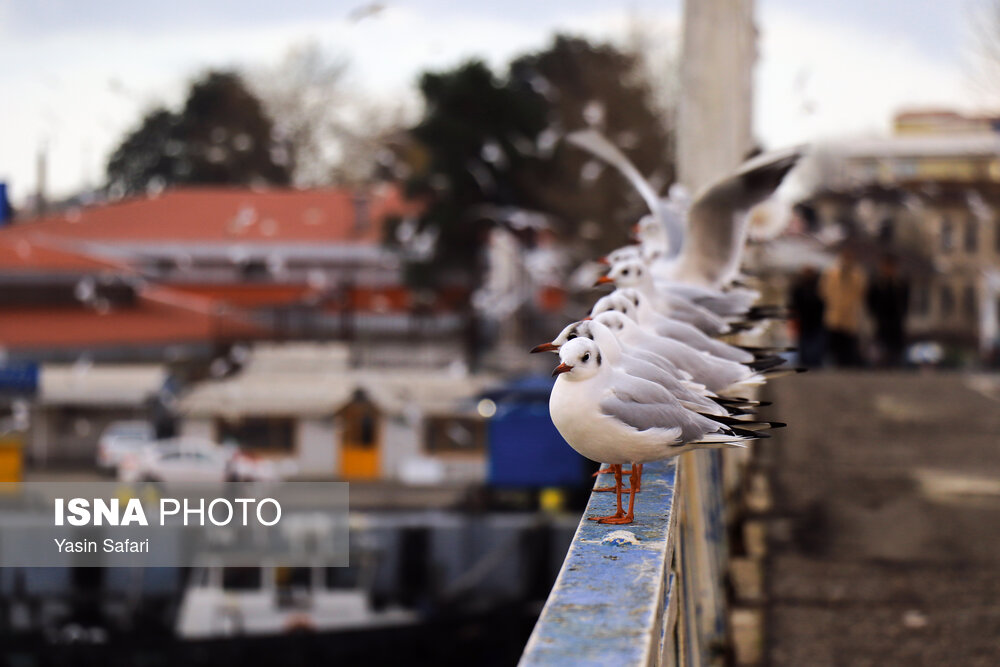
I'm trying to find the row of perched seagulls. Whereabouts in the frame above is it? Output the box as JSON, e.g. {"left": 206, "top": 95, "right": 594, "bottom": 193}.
{"left": 532, "top": 131, "right": 803, "bottom": 525}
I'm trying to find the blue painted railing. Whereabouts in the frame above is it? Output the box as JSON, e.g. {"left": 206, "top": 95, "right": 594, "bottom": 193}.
{"left": 520, "top": 452, "right": 731, "bottom": 666}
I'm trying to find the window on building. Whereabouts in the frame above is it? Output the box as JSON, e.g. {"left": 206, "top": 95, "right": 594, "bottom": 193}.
{"left": 216, "top": 417, "right": 296, "bottom": 452}
{"left": 965, "top": 215, "right": 978, "bottom": 253}
{"left": 424, "top": 416, "right": 486, "bottom": 454}
{"left": 963, "top": 284, "right": 978, "bottom": 321}
{"left": 240, "top": 259, "right": 270, "bottom": 281}
{"left": 152, "top": 257, "right": 176, "bottom": 276}
{"left": 939, "top": 285, "right": 954, "bottom": 318}
{"left": 941, "top": 216, "right": 954, "bottom": 252}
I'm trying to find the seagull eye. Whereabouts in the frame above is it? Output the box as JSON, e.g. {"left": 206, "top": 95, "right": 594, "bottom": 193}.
{"left": 582, "top": 353, "right": 591, "bottom": 362}
{"left": 622, "top": 269, "right": 630, "bottom": 276}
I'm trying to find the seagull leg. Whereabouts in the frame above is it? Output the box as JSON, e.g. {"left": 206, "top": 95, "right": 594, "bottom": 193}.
{"left": 595, "top": 466, "right": 632, "bottom": 475}
{"left": 595, "top": 463, "right": 642, "bottom": 493}
{"left": 632, "top": 463, "right": 643, "bottom": 492}
{"left": 593, "top": 464, "right": 637, "bottom": 492}
{"left": 589, "top": 464, "right": 628, "bottom": 522}
{"left": 597, "top": 465, "right": 637, "bottom": 525}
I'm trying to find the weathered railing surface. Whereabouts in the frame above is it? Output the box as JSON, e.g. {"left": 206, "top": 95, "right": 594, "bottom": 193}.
{"left": 519, "top": 452, "right": 732, "bottom": 666}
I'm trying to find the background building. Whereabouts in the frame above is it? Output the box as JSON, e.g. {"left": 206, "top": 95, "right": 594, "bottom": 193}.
{"left": 796, "top": 110, "right": 1000, "bottom": 357}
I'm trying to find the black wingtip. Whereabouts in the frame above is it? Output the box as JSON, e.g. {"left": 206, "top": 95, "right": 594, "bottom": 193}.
{"left": 729, "top": 425, "right": 770, "bottom": 439}
{"left": 747, "top": 356, "right": 788, "bottom": 372}
{"left": 738, "top": 344, "right": 797, "bottom": 354}
{"left": 699, "top": 414, "right": 785, "bottom": 432}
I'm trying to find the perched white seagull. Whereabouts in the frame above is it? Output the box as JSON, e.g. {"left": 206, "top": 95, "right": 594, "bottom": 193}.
{"left": 590, "top": 292, "right": 750, "bottom": 364}
{"left": 585, "top": 294, "right": 767, "bottom": 394}
{"left": 533, "top": 319, "right": 727, "bottom": 417}
{"left": 549, "top": 338, "right": 760, "bottom": 524}
{"left": 596, "top": 260, "right": 732, "bottom": 336}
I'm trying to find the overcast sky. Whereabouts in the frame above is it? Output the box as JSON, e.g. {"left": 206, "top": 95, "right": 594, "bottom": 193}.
{"left": 0, "top": 0, "right": 992, "bottom": 205}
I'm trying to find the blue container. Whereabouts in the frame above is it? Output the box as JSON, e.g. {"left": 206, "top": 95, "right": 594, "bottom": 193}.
{"left": 0, "top": 182, "right": 9, "bottom": 225}
{"left": 485, "top": 376, "right": 589, "bottom": 487}
{"left": 0, "top": 362, "right": 39, "bottom": 395}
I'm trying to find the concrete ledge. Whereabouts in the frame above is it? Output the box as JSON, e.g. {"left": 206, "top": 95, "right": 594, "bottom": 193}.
{"left": 519, "top": 459, "right": 681, "bottom": 666}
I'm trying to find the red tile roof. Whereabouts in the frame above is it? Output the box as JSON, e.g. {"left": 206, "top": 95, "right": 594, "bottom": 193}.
{"left": 0, "top": 185, "right": 420, "bottom": 351}
{"left": 0, "top": 235, "right": 123, "bottom": 272}
{"left": 0, "top": 289, "right": 264, "bottom": 350}
{"left": 2, "top": 185, "right": 416, "bottom": 245}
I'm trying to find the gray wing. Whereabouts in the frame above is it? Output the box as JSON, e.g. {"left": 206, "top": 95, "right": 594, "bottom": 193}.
{"left": 630, "top": 348, "right": 686, "bottom": 378}
{"left": 600, "top": 379, "right": 716, "bottom": 443}
{"left": 663, "top": 294, "right": 730, "bottom": 335}
{"left": 645, "top": 335, "right": 749, "bottom": 393}
{"left": 659, "top": 281, "right": 760, "bottom": 318}
{"left": 626, "top": 355, "right": 723, "bottom": 415}
{"left": 566, "top": 130, "right": 662, "bottom": 214}
{"left": 673, "top": 146, "right": 802, "bottom": 288}
{"left": 566, "top": 130, "right": 685, "bottom": 256}
{"left": 653, "top": 312, "right": 753, "bottom": 363}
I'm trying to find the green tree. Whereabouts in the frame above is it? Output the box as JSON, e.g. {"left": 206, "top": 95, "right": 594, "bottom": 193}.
{"left": 401, "top": 36, "right": 673, "bottom": 287}
{"left": 107, "top": 71, "right": 290, "bottom": 196}
{"left": 509, "top": 36, "right": 674, "bottom": 254}
{"left": 402, "top": 60, "right": 549, "bottom": 286}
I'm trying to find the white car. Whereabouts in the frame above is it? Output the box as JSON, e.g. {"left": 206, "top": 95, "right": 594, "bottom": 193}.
{"left": 118, "top": 439, "right": 240, "bottom": 484}
{"left": 97, "top": 420, "right": 155, "bottom": 471}
{"left": 117, "top": 439, "right": 291, "bottom": 484}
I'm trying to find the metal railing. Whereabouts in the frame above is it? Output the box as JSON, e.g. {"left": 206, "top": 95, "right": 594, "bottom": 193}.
{"left": 519, "top": 451, "right": 734, "bottom": 666}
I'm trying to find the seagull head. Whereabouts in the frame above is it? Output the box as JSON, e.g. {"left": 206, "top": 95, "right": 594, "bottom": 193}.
{"left": 591, "top": 292, "right": 638, "bottom": 321}
{"left": 642, "top": 245, "right": 665, "bottom": 263}
{"left": 531, "top": 320, "right": 593, "bottom": 354}
{"left": 615, "top": 288, "right": 645, "bottom": 312}
{"left": 553, "top": 338, "right": 602, "bottom": 380}
{"left": 601, "top": 259, "right": 647, "bottom": 289}
{"left": 603, "top": 245, "right": 642, "bottom": 266}
{"left": 593, "top": 310, "right": 632, "bottom": 335}
{"left": 635, "top": 214, "right": 666, "bottom": 245}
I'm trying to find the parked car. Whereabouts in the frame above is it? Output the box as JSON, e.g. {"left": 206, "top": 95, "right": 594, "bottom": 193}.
{"left": 118, "top": 438, "right": 237, "bottom": 484}
{"left": 96, "top": 420, "right": 155, "bottom": 471}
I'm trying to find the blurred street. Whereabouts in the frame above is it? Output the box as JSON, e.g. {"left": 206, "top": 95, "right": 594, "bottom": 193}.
{"left": 764, "top": 371, "right": 1000, "bottom": 666}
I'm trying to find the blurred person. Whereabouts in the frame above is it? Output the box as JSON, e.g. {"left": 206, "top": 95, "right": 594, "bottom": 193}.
{"left": 866, "top": 253, "right": 909, "bottom": 367}
{"left": 788, "top": 266, "right": 826, "bottom": 367}
{"left": 820, "top": 246, "right": 867, "bottom": 367}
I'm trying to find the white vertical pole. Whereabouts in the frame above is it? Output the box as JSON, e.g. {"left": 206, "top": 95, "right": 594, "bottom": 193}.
{"left": 677, "top": 0, "right": 756, "bottom": 193}
{"left": 677, "top": 0, "right": 757, "bottom": 660}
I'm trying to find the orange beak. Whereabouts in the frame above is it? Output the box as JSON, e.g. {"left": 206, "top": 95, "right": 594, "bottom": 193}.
{"left": 530, "top": 342, "right": 558, "bottom": 354}
{"left": 582, "top": 316, "right": 592, "bottom": 321}
{"left": 596, "top": 256, "right": 609, "bottom": 265}
{"left": 593, "top": 275, "right": 614, "bottom": 287}
{"left": 551, "top": 362, "right": 572, "bottom": 377}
